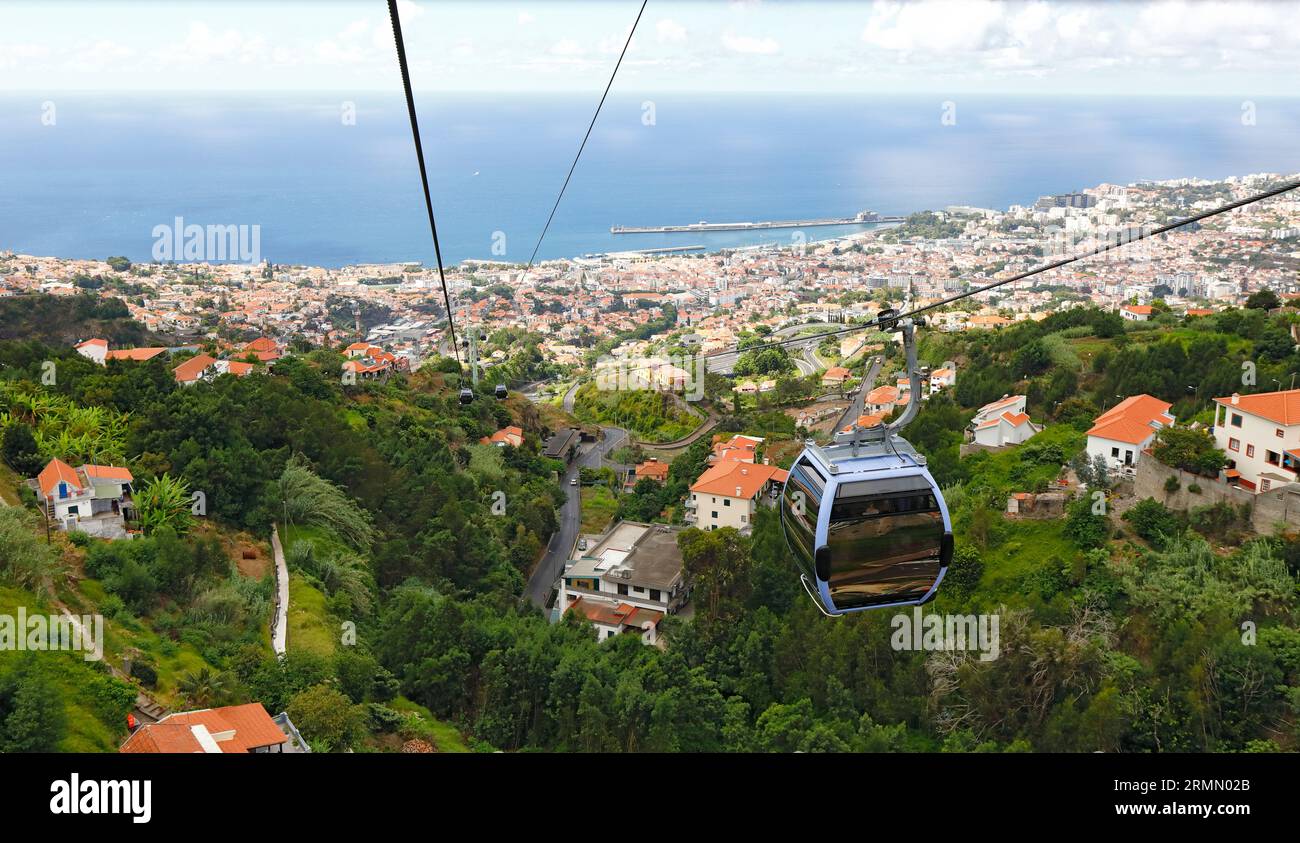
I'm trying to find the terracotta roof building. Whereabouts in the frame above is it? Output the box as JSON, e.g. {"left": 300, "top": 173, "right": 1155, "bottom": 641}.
{"left": 120, "top": 703, "right": 298, "bottom": 754}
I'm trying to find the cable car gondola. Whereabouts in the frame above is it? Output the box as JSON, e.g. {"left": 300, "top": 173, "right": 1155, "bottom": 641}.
{"left": 494, "top": 384, "right": 508, "bottom": 400}
{"left": 781, "top": 317, "right": 952, "bottom": 614}
{"left": 458, "top": 388, "right": 474, "bottom": 405}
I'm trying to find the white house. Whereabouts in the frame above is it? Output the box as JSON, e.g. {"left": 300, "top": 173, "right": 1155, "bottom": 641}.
{"left": 686, "top": 460, "right": 787, "bottom": 533}
{"left": 74, "top": 338, "right": 108, "bottom": 365}
{"left": 866, "top": 385, "right": 901, "bottom": 415}
{"left": 1085, "top": 394, "right": 1174, "bottom": 472}
{"left": 559, "top": 521, "right": 689, "bottom": 645}
{"left": 35, "top": 458, "right": 134, "bottom": 539}
{"left": 928, "top": 367, "right": 956, "bottom": 395}
{"left": 1213, "top": 390, "right": 1300, "bottom": 492}
{"left": 969, "top": 395, "right": 1040, "bottom": 447}
{"left": 1119, "top": 304, "right": 1154, "bottom": 322}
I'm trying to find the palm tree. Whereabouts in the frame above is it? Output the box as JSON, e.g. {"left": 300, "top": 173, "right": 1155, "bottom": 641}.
{"left": 178, "top": 668, "right": 229, "bottom": 708}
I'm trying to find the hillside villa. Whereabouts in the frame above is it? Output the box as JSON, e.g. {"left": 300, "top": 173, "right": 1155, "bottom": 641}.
{"left": 686, "top": 459, "right": 787, "bottom": 533}
{"left": 559, "top": 521, "right": 689, "bottom": 645}
{"left": 121, "top": 703, "right": 308, "bottom": 753}
{"left": 969, "top": 394, "right": 1040, "bottom": 447}
{"left": 33, "top": 458, "right": 135, "bottom": 539}
{"left": 625, "top": 457, "right": 670, "bottom": 491}
{"left": 480, "top": 425, "right": 524, "bottom": 447}
{"left": 1213, "top": 389, "right": 1300, "bottom": 492}
{"left": 1085, "top": 394, "right": 1174, "bottom": 472}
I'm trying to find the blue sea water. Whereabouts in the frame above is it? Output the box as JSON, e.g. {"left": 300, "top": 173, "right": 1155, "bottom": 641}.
{"left": 1, "top": 93, "right": 1297, "bottom": 267}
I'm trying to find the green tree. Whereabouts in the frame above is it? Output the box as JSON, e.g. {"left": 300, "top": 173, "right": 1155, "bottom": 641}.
{"left": 275, "top": 455, "right": 376, "bottom": 550}
{"left": 0, "top": 507, "right": 67, "bottom": 592}
{"left": 287, "top": 683, "right": 367, "bottom": 752}
{"left": 0, "top": 664, "right": 68, "bottom": 752}
{"left": 1245, "top": 288, "right": 1279, "bottom": 310}
{"left": 1, "top": 422, "right": 44, "bottom": 476}
{"left": 1151, "top": 427, "right": 1225, "bottom": 476}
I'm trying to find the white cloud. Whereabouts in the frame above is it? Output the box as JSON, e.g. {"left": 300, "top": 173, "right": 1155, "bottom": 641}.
{"left": 549, "top": 39, "right": 585, "bottom": 57}
{"left": 722, "top": 32, "right": 780, "bottom": 55}
{"left": 858, "top": 0, "right": 1300, "bottom": 78}
{"left": 396, "top": 0, "right": 424, "bottom": 21}
{"left": 656, "top": 18, "right": 687, "bottom": 43}
{"left": 517, "top": 11, "right": 535, "bottom": 26}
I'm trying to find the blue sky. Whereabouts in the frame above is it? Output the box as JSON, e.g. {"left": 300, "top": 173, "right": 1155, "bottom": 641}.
{"left": 3, "top": 0, "right": 1299, "bottom": 94}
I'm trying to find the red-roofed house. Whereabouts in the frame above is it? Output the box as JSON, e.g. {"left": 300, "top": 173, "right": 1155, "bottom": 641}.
{"left": 969, "top": 394, "right": 1040, "bottom": 447}
{"left": 243, "top": 337, "right": 281, "bottom": 362}
{"left": 822, "top": 366, "right": 851, "bottom": 387}
{"left": 1213, "top": 390, "right": 1300, "bottom": 492}
{"left": 1120, "top": 303, "right": 1154, "bottom": 322}
{"left": 1085, "top": 394, "right": 1174, "bottom": 471}
{"left": 625, "top": 458, "right": 670, "bottom": 490}
{"left": 928, "top": 366, "right": 956, "bottom": 395}
{"left": 120, "top": 703, "right": 302, "bottom": 753}
{"left": 687, "top": 460, "right": 787, "bottom": 533}
{"left": 710, "top": 434, "right": 763, "bottom": 464}
{"left": 74, "top": 338, "right": 108, "bottom": 365}
{"left": 480, "top": 425, "right": 524, "bottom": 447}
{"left": 33, "top": 458, "right": 134, "bottom": 538}
{"left": 173, "top": 353, "right": 218, "bottom": 386}
{"left": 866, "top": 385, "right": 900, "bottom": 415}
{"left": 106, "top": 347, "right": 167, "bottom": 362}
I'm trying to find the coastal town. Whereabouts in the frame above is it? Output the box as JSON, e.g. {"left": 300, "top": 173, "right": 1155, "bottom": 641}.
{"left": 4, "top": 172, "right": 1297, "bottom": 386}
{"left": 0, "top": 144, "right": 1298, "bottom": 767}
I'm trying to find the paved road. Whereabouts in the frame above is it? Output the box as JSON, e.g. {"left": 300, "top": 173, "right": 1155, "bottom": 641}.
{"left": 562, "top": 379, "right": 581, "bottom": 413}
{"left": 525, "top": 424, "right": 627, "bottom": 609}
{"left": 833, "top": 355, "right": 882, "bottom": 433}
{"left": 707, "top": 334, "right": 826, "bottom": 376}
{"left": 270, "top": 525, "right": 288, "bottom": 656}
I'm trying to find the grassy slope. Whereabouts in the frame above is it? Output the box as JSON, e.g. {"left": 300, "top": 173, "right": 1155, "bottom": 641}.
{"left": 580, "top": 486, "right": 618, "bottom": 534}
{"left": 388, "top": 696, "right": 472, "bottom": 752}
{"left": 0, "top": 461, "right": 22, "bottom": 506}
{"left": 281, "top": 524, "right": 342, "bottom": 658}
{"left": 0, "top": 584, "right": 134, "bottom": 752}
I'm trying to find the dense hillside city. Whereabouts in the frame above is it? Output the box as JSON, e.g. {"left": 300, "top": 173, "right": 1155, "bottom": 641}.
{"left": 1, "top": 171, "right": 1298, "bottom": 755}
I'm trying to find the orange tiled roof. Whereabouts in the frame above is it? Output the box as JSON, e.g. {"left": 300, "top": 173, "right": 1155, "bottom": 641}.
{"left": 690, "top": 459, "right": 783, "bottom": 499}
{"left": 37, "top": 457, "right": 82, "bottom": 498}
{"left": 1214, "top": 390, "right": 1300, "bottom": 426}
{"left": 867, "top": 385, "right": 899, "bottom": 405}
{"left": 1086, "top": 394, "right": 1174, "bottom": 444}
{"left": 83, "top": 464, "right": 133, "bottom": 482}
{"left": 173, "top": 353, "right": 217, "bottom": 384}
{"left": 635, "top": 460, "right": 670, "bottom": 480}
{"left": 567, "top": 597, "right": 664, "bottom": 630}
{"left": 106, "top": 347, "right": 166, "bottom": 362}
{"left": 120, "top": 703, "right": 286, "bottom": 754}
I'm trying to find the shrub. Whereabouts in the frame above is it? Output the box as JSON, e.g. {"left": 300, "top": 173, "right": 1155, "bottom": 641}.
{"left": 1123, "top": 498, "right": 1181, "bottom": 547}
{"left": 1188, "top": 483, "right": 1202, "bottom": 494}
{"left": 1163, "top": 476, "right": 1181, "bottom": 494}
{"left": 129, "top": 661, "right": 158, "bottom": 689}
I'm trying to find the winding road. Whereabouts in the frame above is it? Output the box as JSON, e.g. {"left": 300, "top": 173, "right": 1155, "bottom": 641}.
{"left": 832, "top": 355, "right": 882, "bottom": 433}
{"left": 525, "top": 423, "right": 628, "bottom": 609}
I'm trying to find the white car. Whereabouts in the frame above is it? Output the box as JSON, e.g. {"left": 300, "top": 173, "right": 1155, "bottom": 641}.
{"left": 570, "top": 477, "right": 578, "bottom": 486}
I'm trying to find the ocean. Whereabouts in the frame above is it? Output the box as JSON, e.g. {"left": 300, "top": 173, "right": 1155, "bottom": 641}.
{"left": 1, "top": 92, "right": 1298, "bottom": 268}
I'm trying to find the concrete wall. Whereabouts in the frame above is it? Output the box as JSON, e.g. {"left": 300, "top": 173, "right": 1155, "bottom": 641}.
{"left": 1133, "top": 457, "right": 1300, "bottom": 534}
